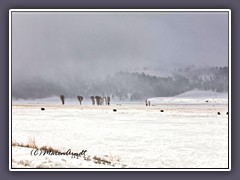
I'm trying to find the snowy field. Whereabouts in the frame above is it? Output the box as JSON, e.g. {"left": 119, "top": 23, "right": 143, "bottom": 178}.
{"left": 11, "top": 90, "right": 229, "bottom": 169}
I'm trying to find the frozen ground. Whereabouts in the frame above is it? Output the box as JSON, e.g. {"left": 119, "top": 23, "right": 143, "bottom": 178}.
{"left": 11, "top": 90, "right": 229, "bottom": 169}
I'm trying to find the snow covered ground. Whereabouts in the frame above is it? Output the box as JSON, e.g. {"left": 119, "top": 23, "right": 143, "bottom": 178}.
{"left": 11, "top": 90, "right": 229, "bottom": 169}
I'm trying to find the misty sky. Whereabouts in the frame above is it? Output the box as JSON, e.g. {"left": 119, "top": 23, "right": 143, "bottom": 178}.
{"left": 12, "top": 11, "right": 229, "bottom": 84}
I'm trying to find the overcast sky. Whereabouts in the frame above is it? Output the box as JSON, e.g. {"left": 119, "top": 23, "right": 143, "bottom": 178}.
{"left": 12, "top": 11, "right": 229, "bottom": 84}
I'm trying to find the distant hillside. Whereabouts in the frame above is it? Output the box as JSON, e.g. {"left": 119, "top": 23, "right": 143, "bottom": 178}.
{"left": 12, "top": 66, "right": 228, "bottom": 100}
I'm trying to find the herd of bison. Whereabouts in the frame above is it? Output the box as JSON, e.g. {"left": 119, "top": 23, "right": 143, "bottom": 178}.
{"left": 58, "top": 95, "right": 228, "bottom": 116}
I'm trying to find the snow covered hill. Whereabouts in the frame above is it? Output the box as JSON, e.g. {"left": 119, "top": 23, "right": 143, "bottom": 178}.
{"left": 148, "top": 89, "right": 228, "bottom": 105}
{"left": 175, "top": 89, "right": 228, "bottom": 99}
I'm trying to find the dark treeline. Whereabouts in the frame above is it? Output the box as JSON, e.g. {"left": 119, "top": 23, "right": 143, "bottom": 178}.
{"left": 173, "top": 66, "right": 228, "bottom": 92}
{"left": 13, "top": 66, "right": 228, "bottom": 100}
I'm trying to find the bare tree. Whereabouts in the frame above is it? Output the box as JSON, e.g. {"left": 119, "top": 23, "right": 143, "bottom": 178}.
{"left": 103, "top": 97, "right": 107, "bottom": 105}
{"left": 90, "top": 96, "right": 95, "bottom": 105}
{"left": 60, "top": 95, "right": 65, "bottom": 105}
{"left": 107, "top": 96, "right": 110, "bottom": 105}
{"left": 99, "top": 97, "right": 104, "bottom": 105}
{"left": 148, "top": 100, "right": 151, "bottom": 106}
{"left": 95, "top": 96, "right": 101, "bottom": 105}
{"left": 77, "top": 96, "right": 83, "bottom": 105}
